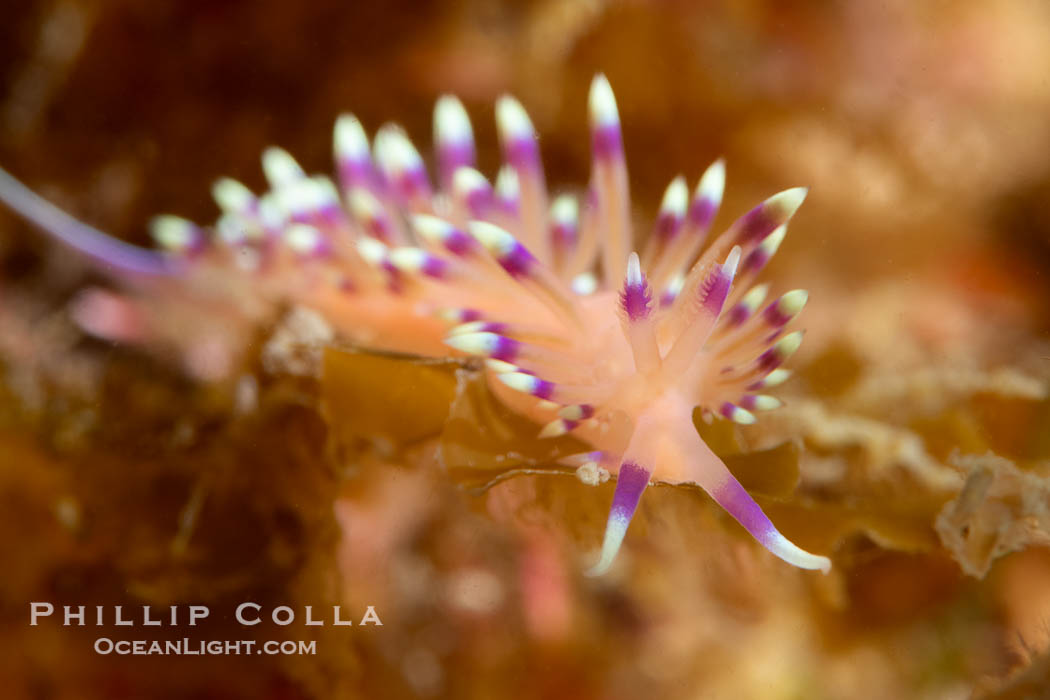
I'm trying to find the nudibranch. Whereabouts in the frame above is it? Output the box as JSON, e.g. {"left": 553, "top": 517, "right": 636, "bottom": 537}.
{"left": 0, "top": 75, "right": 830, "bottom": 576}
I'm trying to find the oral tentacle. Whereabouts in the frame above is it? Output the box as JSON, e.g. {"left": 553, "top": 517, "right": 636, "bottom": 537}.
{"left": 587, "top": 459, "right": 651, "bottom": 576}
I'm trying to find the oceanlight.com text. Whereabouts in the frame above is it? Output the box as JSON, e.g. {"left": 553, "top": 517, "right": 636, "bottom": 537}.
{"left": 93, "top": 638, "right": 317, "bottom": 656}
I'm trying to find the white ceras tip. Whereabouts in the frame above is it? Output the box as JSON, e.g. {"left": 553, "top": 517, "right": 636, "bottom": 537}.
{"left": 759, "top": 224, "right": 788, "bottom": 255}
{"left": 764, "top": 187, "right": 808, "bottom": 223}
{"left": 468, "top": 220, "right": 518, "bottom": 256}
{"left": 349, "top": 189, "right": 383, "bottom": 222}
{"left": 778, "top": 289, "right": 809, "bottom": 316}
{"left": 550, "top": 194, "right": 578, "bottom": 224}
{"left": 284, "top": 223, "right": 325, "bottom": 255}
{"left": 484, "top": 359, "right": 518, "bottom": 374}
{"left": 741, "top": 283, "right": 770, "bottom": 309}
{"left": 751, "top": 395, "right": 782, "bottom": 411}
{"left": 730, "top": 405, "right": 757, "bottom": 424}
{"left": 661, "top": 176, "right": 689, "bottom": 216}
{"left": 444, "top": 332, "right": 502, "bottom": 356}
{"left": 448, "top": 321, "right": 488, "bottom": 337}
{"left": 762, "top": 369, "right": 792, "bottom": 387}
{"left": 588, "top": 73, "right": 620, "bottom": 127}
{"left": 776, "top": 330, "right": 805, "bottom": 356}
{"left": 434, "top": 95, "right": 473, "bottom": 145}
{"left": 697, "top": 159, "right": 726, "bottom": 202}
{"left": 495, "top": 95, "right": 536, "bottom": 141}
{"left": 149, "top": 215, "right": 196, "bottom": 251}
{"left": 496, "top": 371, "right": 541, "bottom": 394}
{"left": 571, "top": 272, "right": 598, "bottom": 296}
{"left": 724, "top": 245, "right": 742, "bottom": 277}
{"left": 495, "top": 166, "right": 520, "bottom": 200}
{"left": 356, "top": 236, "right": 389, "bottom": 266}
{"left": 625, "top": 252, "right": 644, "bottom": 287}
{"left": 411, "top": 213, "right": 453, "bottom": 242}
{"left": 334, "top": 114, "right": 370, "bottom": 161}
{"left": 212, "top": 178, "right": 255, "bottom": 213}
{"left": 453, "top": 167, "right": 490, "bottom": 196}
{"left": 389, "top": 247, "right": 430, "bottom": 273}
{"left": 262, "top": 147, "right": 305, "bottom": 189}
{"left": 374, "top": 125, "right": 422, "bottom": 174}
{"left": 538, "top": 419, "right": 571, "bottom": 438}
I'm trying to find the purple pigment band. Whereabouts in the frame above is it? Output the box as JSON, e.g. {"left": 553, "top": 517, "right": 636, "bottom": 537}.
{"left": 701, "top": 268, "right": 732, "bottom": 315}
{"left": 755, "top": 346, "right": 784, "bottom": 372}
{"left": 688, "top": 197, "right": 717, "bottom": 229}
{"left": 498, "top": 242, "right": 537, "bottom": 278}
{"left": 394, "top": 169, "right": 432, "bottom": 201}
{"left": 762, "top": 302, "right": 792, "bottom": 327}
{"left": 551, "top": 222, "right": 578, "bottom": 249}
{"left": 610, "top": 461, "right": 650, "bottom": 523}
{"left": 503, "top": 137, "right": 541, "bottom": 170}
{"left": 725, "top": 302, "right": 752, "bottom": 327}
{"left": 338, "top": 158, "right": 375, "bottom": 191}
{"left": 421, "top": 256, "right": 448, "bottom": 279}
{"left": 443, "top": 228, "right": 476, "bottom": 256}
{"left": 741, "top": 247, "right": 769, "bottom": 275}
{"left": 465, "top": 188, "right": 494, "bottom": 217}
{"left": 438, "top": 143, "right": 475, "bottom": 185}
{"left": 491, "top": 336, "right": 521, "bottom": 362}
{"left": 710, "top": 476, "right": 777, "bottom": 546}
{"left": 654, "top": 211, "right": 683, "bottom": 241}
{"left": 591, "top": 124, "right": 623, "bottom": 161}
{"left": 734, "top": 204, "right": 777, "bottom": 244}
{"left": 620, "top": 278, "right": 653, "bottom": 321}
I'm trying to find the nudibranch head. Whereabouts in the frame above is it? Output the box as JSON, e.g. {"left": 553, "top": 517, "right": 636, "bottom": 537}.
{"left": 0, "top": 74, "right": 829, "bottom": 576}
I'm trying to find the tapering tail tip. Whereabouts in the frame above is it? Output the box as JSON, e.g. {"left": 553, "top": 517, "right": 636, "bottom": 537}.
{"left": 766, "top": 532, "right": 832, "bottom": 574}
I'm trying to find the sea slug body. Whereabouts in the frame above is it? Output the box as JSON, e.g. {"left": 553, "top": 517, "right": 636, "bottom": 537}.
{"left": 0, "top": 75, "right": 830, "bottom": 576}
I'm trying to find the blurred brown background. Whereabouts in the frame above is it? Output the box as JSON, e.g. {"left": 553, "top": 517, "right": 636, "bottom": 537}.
{"left": 3, "top": 1, "right": 1050, "bottom": 699}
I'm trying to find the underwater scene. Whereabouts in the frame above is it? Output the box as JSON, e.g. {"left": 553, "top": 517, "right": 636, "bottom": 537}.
{"left": 2, "top": 1, "right": 1050, "bottom": 698}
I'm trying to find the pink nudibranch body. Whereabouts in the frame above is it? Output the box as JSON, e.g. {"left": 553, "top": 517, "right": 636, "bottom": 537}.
{"left": 0, "top": 75, "right": 830, "bottom": 576}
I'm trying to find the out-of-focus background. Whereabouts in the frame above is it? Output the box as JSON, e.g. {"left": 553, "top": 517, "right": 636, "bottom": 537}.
{"left": 3, "top": 1, "right": 1050, "bottom": 698}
